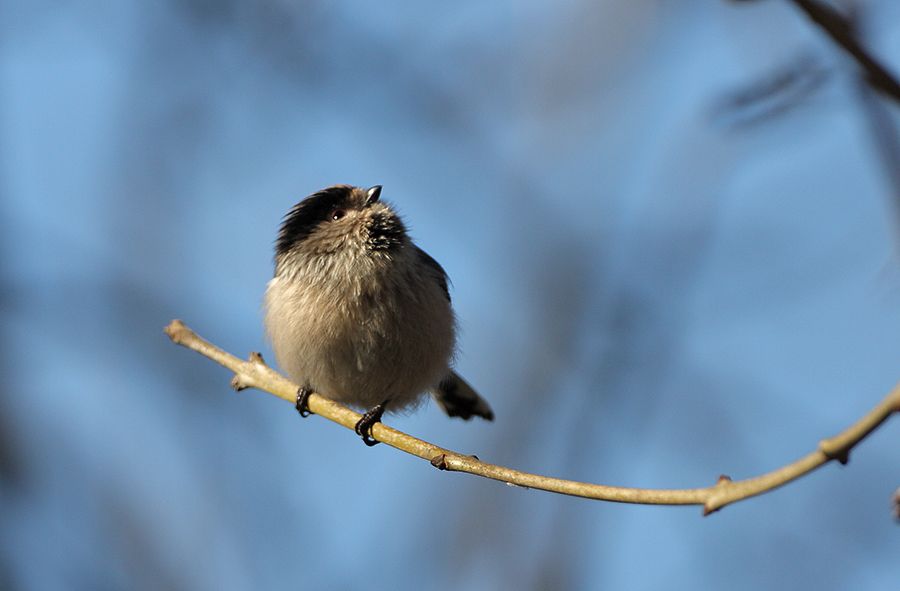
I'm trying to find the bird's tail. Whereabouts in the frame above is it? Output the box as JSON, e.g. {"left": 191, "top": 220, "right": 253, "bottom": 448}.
{"left": 431, "top": 371, "right": 494, "bottom": 421}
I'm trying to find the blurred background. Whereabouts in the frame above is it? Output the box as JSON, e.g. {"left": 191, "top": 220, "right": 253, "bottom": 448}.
{"left": 2, "top": 0, "right": 899, "bottom": 589}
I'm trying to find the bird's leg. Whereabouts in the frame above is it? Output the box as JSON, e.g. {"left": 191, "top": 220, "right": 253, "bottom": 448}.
{"left": 295, "top": 385, "right": 314, "bottom": 417}
{"left": 355, "top": 400, "right": 389, "bottom": 446}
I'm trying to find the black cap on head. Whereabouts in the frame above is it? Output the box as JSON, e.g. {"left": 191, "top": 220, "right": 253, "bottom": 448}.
{"left": 276, "top": 185, "right": 354, "bottom": 256}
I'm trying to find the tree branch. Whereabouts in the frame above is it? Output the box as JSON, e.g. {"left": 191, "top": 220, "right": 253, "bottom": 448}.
{"left": 165, "top": 319, "right": 900, "bottom": 515}
{"left": 788, "top": 0, "right": 900, "bottom": 103}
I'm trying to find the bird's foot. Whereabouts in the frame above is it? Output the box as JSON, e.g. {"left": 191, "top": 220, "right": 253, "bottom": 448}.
{"left": 354, "top": 402, "right": 388, "bottom": 446}
{"left": 295, "top": 386, "right": 313, "bottom": 418}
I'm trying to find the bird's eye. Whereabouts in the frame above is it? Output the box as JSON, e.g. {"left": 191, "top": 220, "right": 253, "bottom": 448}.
{"left": 331, "top": 209, "right": 346, "bottom": 221}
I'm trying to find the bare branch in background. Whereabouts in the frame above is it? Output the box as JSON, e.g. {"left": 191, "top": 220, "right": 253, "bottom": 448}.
{"left": 840, "top": 0, "right": 900, "bottom": 245}
{"left": 728, "top": 0, "right": 900, "bottom": 243}
{"left": 789, "top": 0, "right": 900, "bottom": 102}
{"left": 733, "top": 0, "right": 900, "bottom": 103}
{"left": 711, "top": 52, "right": 829, "bottom": 129}
{"left": 165, "top": 319, "right": 900, "bottom": 516}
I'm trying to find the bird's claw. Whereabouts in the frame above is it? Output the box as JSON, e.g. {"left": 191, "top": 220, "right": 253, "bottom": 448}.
{"left": 354, "top": 402, "right": 387, "bottom": 446}
{"left": 295, "top": 387, "right": 313, "bottom": 418}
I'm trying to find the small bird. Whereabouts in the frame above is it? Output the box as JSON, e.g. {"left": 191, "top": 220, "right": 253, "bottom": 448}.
{"left": 264, "top": 184, "right": 494, "bottom": 445}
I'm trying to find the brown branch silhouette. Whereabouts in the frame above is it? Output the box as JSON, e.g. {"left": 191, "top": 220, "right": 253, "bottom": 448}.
{"left": 792, "top": 0, "right": 900, "bottom": 102}
{"left": 734, "top": 0, "right": 900, "bottom": 103}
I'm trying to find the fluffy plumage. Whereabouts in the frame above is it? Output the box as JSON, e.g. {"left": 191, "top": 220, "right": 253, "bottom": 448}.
{"left": 264, "top": 184, "right": 493, "bottom": 422}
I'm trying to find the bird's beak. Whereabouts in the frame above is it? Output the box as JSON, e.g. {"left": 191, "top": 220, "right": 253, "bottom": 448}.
{"left": 365, "top": 185, "right": 382, "bottom": 206}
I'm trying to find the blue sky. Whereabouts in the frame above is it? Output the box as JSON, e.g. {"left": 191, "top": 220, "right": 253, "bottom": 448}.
{"left": 2, "top": 1, "right": 899, "bottom": 589}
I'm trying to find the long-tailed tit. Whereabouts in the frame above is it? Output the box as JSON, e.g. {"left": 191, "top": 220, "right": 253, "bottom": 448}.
{"left": 264, "top": 184, "right": 493, "bottom": 445}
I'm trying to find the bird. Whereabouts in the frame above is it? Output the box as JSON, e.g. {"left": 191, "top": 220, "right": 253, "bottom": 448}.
{"left": 264, "top": 184, "right": 493, "bottom": 445}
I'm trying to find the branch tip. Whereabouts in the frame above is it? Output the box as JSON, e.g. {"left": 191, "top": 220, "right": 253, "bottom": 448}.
{"left": 702, "top": 503, "right": 721, "bottom": 517}
{"left": 164, "top": 319, "right": 189, "bottom": 343}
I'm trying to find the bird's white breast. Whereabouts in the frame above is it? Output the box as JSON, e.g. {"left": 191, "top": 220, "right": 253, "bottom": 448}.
{"left": 263, "top": 248, "right": 455, "bottom": 411}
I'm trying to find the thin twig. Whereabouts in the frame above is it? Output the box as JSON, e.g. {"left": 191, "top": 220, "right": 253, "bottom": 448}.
{"left": 788, "top": 0, "right": 900, "bottom": 103}
{"left": 165, "top": 319, "right": 900, "bottom": 515}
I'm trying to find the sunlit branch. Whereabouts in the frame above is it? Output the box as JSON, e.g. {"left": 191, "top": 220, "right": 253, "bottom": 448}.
{"left": 165, "top": 319, "right": 900, "bottom": 516}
